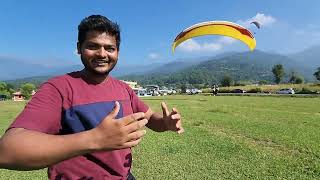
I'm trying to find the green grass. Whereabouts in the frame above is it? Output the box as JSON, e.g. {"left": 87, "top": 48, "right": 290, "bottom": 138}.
{"left": 1, "top": 95, "right": 320, "bottom": 179}
{"left": 0, "top": 101, "right": 47, "bottom": 179}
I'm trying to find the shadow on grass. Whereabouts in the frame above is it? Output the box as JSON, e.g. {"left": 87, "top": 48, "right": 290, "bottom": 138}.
{"left": 207, "top": 108, "right": 229, "bottom": 114}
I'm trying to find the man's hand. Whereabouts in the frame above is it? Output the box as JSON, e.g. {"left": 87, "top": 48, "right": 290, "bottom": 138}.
{"left": 90, "top": 101, "right": 148, "bottom": 151}
{"left": 161, "top": 102, "right": 184, "bottom": 134}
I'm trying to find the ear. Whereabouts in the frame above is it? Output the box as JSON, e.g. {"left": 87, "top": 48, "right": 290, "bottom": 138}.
{"left": 77, "top": 42, "right": 81, "bottom": 54}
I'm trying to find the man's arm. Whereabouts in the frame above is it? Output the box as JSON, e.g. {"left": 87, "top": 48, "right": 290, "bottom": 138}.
{"left": 0, "top": 102, "right": 148, "bottom": 170}
{"left": 0, "top": 127, "right": 94, "bottom": 170}
{"left": 145, "top": 102, "right": 184, "bottom": 133}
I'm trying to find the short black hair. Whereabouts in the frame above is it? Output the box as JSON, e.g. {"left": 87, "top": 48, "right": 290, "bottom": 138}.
{"left": 78, "top": 15, "right": 121, "bottom": 49}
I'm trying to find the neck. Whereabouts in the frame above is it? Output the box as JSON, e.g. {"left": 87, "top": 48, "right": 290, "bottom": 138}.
{"left": 81, "top": 69, "right": 109, "bottom": 84}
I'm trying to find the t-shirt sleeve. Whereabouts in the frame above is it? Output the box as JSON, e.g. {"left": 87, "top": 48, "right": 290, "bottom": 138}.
{"left": 8, "top": 82, "right": 63, "bottom": 134}
{"left": 127, "top": 86, "right": 149, "bottom": 113}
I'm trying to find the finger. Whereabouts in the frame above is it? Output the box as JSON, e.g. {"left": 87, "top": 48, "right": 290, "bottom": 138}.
{"left": 105, "top": 101, "right": 120, "bottom": 119}
{"left": 161, "top": 102, "right": 170, "bottom": 117}
{"left": 122, "top": 138, "right": 142, "bottom": 148}
{"left": 177, "top": 127, "right": 185, "bottom": 134}
{"left": 176, "top": 119, "right": 183, "bottom": 129}
{"left": 127, "top": 130, "right": 147, "bottom": 141}
{"left": 173, "top": 117, "right": 184, "bottom": 132}
{"left": 121, "top": 112, "right": 145, "bottom": 126}
{"left": 171, "top": 113, "right": 181, "bottom": 120}
{"left": 125, "top": 119, "right": 148, "bottom": 133}
{"left": 131, "top": 112, "right": 146, "bottom": 121}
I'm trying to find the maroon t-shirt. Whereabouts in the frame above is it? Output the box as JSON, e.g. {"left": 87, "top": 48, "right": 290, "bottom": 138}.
{"left": 9, "top": 71, "right": 149, "bottom": 180}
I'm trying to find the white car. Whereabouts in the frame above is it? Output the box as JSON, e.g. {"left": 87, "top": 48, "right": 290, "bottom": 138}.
{"left": 191, "top": 88, "right": 202, "bottom": 94}
{"left": 276, "top": 88, "right": 295, "bottom": 94}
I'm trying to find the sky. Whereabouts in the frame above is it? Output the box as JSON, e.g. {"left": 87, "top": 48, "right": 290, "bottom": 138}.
{"left": 0, "top": 0, "right": 320, "bottom": 67}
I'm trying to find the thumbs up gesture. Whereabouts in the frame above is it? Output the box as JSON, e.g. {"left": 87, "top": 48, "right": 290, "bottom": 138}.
{"left": 161, "top": 102, "right": 184, "bottom": 134}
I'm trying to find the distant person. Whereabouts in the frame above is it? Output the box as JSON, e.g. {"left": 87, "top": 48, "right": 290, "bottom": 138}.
{"left": 211, "top": 84, "right": 219, "bottom": 96}
{"left": 215, "top": 85, "right": 219, "bottom": 95}
{"left": 0, "top": 15, "right": 184, "bottom": 180}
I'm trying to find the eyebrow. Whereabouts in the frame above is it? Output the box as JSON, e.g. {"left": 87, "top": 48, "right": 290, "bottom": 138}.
{"left": 86, "top": 41, "right": 116, "bottom": 47}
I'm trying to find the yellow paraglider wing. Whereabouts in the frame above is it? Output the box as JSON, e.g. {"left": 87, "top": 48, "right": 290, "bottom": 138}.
{"left": 172, "top": 21, "right": 256, "bottom": 53}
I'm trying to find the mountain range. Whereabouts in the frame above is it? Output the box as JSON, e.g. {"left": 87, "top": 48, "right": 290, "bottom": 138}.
{"left": 119, "top": 49, "right": 316, "bottom": 86}
{"left": 1, "top": 45, "right": 319, "bottom": 87}
{"left": 289, "top": 44, "right": 320, "bottom": 69}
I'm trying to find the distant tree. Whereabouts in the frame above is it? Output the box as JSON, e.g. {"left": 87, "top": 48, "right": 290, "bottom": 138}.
{"left": 220, "top": 74, "right": 233, "bottom": 87}
{"left": 234, "top": 80, "right": 252, "bottom": 86}
{"left": 8, "top": 88, "right": 15, "bottom": 98}
{"left": 203, "top": 82, "right": 210, "bottom": 88}
{"left": 272, "top": 64, "right": 285, "bottom": 84}
{"left": 289, "top": 71, "right": 304, "bottom": 84}
{"left": 6, "top": 83, "right": 15, "bottom": 91}
{"left": 21, "top": 83, "right": 36, "bottom": 100}
{"left": 180, "top": 84, "right": 187, "bottom": 93}
{"left": 258, "top": 80, "right": 268, "bottom": 85}
{"left": 294, "top": 76, "right": 304, "bottom": 84}
{"left": 0, "top": 82, "right": 7, "bottom": 92}
{"left": 289, "top": 71, "right": 297, "bottom": 83}
{"left": 0, "top": 82, "right": 10, "bottom": 99}
{"left": 314, "top": 67, "right": 320, "bottom": 81}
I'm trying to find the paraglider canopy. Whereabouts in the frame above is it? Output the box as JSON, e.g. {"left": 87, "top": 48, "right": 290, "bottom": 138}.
{"left": 172, "top": 21, "right": 256, "bottom": 53}
{"left": 250, "top": 21, "right": 261, "bottom": 29}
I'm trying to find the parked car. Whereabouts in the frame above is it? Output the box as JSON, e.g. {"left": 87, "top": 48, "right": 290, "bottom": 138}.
{"left": 230, "top": 89, "right": 246, "bottom": 93}
{"left": 186, "top": 88, "right": 202, "bottom": 95}
{"left": 191, "top": 88, "right": 202, "bottom": 94}
{"left": 167, "top": 89, "right": 177, "bottom": 95}
{"left": 276, "top": 88, "right": 295, "bottom": 94}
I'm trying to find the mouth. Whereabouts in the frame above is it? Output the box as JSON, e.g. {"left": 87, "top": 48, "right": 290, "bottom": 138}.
{"left": 93, "top": 59, "right": 110, "bottom": 66}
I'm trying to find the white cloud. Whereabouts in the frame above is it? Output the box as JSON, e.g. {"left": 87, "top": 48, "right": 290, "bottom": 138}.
{"left": 252, "top": 13, "right": 276, "bottom": 26}
{"left": 217, "top": 37, "right": 237, "bottom": 45}
{"left": 148, "top": 53, "right": 161, "bottom": 59}
{"left": 178, "top": 39, "right": 201, "bottom": 51}
{"left": 202, "top": 42, "right": 222, "bottom": 51}
{"left": 177, "top": 39, "right": 221, "bottom": 52}
{"left": 238, "top": 13, "right": 276, "bottom": 28}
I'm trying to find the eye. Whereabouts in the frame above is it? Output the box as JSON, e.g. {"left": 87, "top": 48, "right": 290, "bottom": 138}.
{"left": 105, "top": 46, "right": 116, "bottom": 53}
{"left": 86, "top": 43, "right": 100, "bottom": 50}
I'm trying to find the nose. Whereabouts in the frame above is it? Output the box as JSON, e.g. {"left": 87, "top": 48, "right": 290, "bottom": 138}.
{"left": 96, "top": 47, "right": 107, "bottom": 58}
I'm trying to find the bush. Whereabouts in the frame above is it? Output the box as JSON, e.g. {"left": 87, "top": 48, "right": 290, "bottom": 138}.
{"left": 296, "top": 87, "right": 317, "bottom": 94}
{"left": 258, "top": 80, "right": 268, "bottom": 85}
{"left": 220, "top": 74, "right": 233, "bottom": 87}
{"left": 219, "top": 89, "right": 231, "bottom": 93}
{"left": 234, "top": 81, "right": 252, "bottom": 86}
{"left": 294, "top": 76, "right": 304, "bottom": 84}
{"left": 201, "top": 88, "right": 212, "bottom": 93}
{"left": 247, "top": 88, "right": 262, "bottom": 93}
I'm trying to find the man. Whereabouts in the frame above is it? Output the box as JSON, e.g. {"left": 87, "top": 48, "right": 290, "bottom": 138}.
{"left": 0, "top": 15, "right": 184, "bottom": 180}
{"left": 211, "top": 84, "right": 219, "bottom": 96}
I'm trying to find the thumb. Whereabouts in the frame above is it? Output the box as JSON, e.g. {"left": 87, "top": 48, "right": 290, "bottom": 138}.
{"left": 106, "top": 101, "right": 120, "bottom": 119}
{"left": 161, "top": 102, "right": 170, "bottom": 117}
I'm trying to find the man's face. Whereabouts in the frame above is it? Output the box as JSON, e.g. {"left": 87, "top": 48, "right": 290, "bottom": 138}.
{"left": 78, "top": 31, "right": 119, "bottom": 76}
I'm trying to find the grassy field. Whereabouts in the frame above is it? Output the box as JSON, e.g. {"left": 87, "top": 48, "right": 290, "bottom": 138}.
{"left": 1, "top": 95, "right": 320, "bottom": 179}
{"left": 0, "top": 101, "right": 47, "bottom": 179}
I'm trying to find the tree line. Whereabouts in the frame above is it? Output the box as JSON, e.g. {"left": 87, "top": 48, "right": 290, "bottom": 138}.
{"left": 0, "top": 82, "right": 36, "bottom": 100}
{"left": 220, "top": 65, "right": 319, "bottom": 87}
{"left": 1, "top": 65, "right": 320, "bottom": 100}
{"left": 129, "top": 64, "right": 320, "bottom": 88}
